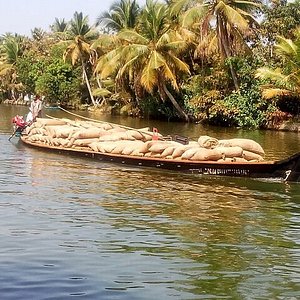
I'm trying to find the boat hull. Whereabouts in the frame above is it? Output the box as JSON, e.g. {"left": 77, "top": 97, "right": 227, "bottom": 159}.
{"left": 20, "top": 136, "right": 300, "bottom": 182}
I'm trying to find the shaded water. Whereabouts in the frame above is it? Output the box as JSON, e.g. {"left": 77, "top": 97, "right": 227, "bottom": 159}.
{"left": 0, "top": 104, "right": 299, "bottom": 299}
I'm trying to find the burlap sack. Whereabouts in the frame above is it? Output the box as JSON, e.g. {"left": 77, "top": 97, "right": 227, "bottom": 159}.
{"left": 218, "top": 138, "right": 265, "bottom": 156}
{"left": 99, "top": 132, "right": 127, "bottom": 141}
{"left": 72, "top": 128, "right": 105, "bottom": 139}
{"left": 148, "top": 142, "right": 173, "bottom": 153}
{"left": 137, "top": 141, "right": 153, "bottom": 153}
{"left": 161, "top": 146, "right": 176, "bottom": 158}
{"left": 29, "top": 127, "right": 46, "bottom": 135}
{"left": 198, "top": 135, "right": 219, "bottom": 149}
{"left": 106, "top": 127, "right": 127, "bottom": 134}
{"left": 47, "top": 125, "right": 76, "bottom": 139}
{"left": 172, "top": 145, "right": 190, "bottom": 158}
{"left": 190, "top": 148, "right": 223, "bottom": 161}
{"left": 36, "top": 118, "right": 67, "bottom": 126}
{"left": 242, "top": 150, "right": 264, "bottom": 161}
{"left": 131, "top": 149, "right": 144, "bottom": 157}
{"left": 73, "top": 138, "right": 100, "bottom": 147}
{"left": 122, "top": 141, "right": 144, "bottom": 155}
{"left": 215, "top": 146, "right": 243, "bottom": 158}
{"left": 100, "top": 142, "right": 117, "bottom": 153}
{"left": 57, "top": 138, "right": 69, "bottom": 147}
{"left": 89, "top": 142, "right": 99, "bottom": 152}
{"left": 181, "top": 148, "right": 199, "bottom": 160}
{"left": 127, "top": 130, "right": 145, "bottom": 140}
{"left": 111, "top": 141, "right": 132, "bottom": 154}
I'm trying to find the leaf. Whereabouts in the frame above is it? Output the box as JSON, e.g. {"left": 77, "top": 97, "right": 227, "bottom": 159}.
{"left": 262, "top": 88, "right": 293, "bottom": 99}
{"left": 141, "top": 62, "right": 158, "bottom": 93}
{"left": 216, "top": 1, "right": 249, "bottom": 32}
{"left": 182, "top": 5, "right": 207, "bottom": 27}
{"left": 92, "top": 88, "right": 112, "bottom": 97}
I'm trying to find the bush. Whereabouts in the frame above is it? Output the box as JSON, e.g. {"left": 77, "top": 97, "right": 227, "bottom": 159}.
{"left": 35, "top": 60, "right": 80, "bottom": 104}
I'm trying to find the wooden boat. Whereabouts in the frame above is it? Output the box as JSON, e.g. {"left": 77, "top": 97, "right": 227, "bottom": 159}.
{"left": 11, "top": 112, "right": 299, "bottom": 183}
{"left": 20, "top": 135, "right": 300, "bottom": 182}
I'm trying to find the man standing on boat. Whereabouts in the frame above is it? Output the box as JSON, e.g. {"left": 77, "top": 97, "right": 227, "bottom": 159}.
{"left": 26, "top": 95, "right": 42, "bottom": 123}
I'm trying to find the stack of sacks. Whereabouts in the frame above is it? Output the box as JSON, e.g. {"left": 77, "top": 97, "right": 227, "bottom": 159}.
{"left": 24, "top": 118, "right": 162, "bottom": 151}
{"left": 24, "top": 119, "right": 265, "bottom": 162}
{"left": 217, "top": 138, "right": 265, "bottom": 162}
{"left": 196, "top": 135, "right": 265, "bottom": 162}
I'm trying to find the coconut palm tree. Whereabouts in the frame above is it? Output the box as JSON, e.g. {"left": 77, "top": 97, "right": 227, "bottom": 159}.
{"left": 256, "top": 28, "right": 300, "bottom": 99}
{"left": 170, "top": 0, "right": 261, "bottom": 90}
{"left": 96, "top": 0, "right": 141, "bottom": 33}
{"left": 51, "top": 18, "right": 69, "bottom": 33}
{"left": 31, "top": 27, "right": 47, "bottom": 41}
{"left": 95, "top": 0, "right": 191, "bottom": 120}
{"left": 63, "top": 12, "right": 99, "bottom": 105}
{"left": 50, "top": 18, "right": 69, "bottom": 41}
{"left": 0, "top": 35, "right": 25, "bottom": 99}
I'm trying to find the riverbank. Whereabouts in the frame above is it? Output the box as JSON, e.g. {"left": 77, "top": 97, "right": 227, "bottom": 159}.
{"left": 3, "top": 100, "right": 300, "bottom": 133}
{"left": 2, "top": 98, "right": 30, "bottom": 106}
{"left": 267, "top": 120, "right": 300, "bottom": 132}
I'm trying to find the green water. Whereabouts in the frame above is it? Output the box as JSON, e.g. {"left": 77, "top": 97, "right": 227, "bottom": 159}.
{"left": 0, "top": 103, "right": 299, "bottom": 299}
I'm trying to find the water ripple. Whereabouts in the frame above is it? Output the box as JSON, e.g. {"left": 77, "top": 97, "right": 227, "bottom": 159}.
{"left": 0, "top": 124, "right": 300, "bottom": 299}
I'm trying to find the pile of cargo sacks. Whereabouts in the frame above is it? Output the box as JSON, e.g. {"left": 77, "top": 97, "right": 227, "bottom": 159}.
{"left": 23, "top": 118, "right": 265, "bottom": 162}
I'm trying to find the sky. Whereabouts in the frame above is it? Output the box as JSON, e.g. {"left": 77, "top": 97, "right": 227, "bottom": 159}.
{"left": 0, "top": 0, "right": 144, "bottom": 36}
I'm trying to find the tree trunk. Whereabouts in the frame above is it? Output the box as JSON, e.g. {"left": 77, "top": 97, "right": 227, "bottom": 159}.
{"left": 82, "top": 63, "right": 96, "bottom": 106}
{"left": 217, "top": 19, "right": 239, "bottom": 91}
{"left": 96, "top": 75, "right": 105, "bottom": 103}
{"left": 227, "top": 60, "right": 239, "bottom": 91}
{"left": 162, "top": 84, "right": 189, "bottom": 122}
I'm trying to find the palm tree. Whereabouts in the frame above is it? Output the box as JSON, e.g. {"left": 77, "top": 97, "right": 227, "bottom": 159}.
{"left": 96, "top": 0, "right": 140, "bottom": 33}
{"left": 50, "top": 18, "right": 69, "bottom": 41}
{"left": 63, "top": 12, "right": 99, "bottom": 105}
{"left": 0, "top": 35, "right": 25, "bottom": 99}
{"left": 51, "top": 18, "right": 69, "bottom": 33}
{"left": 170, "top": 0, "right": 261, "bottom": 90}
{"left": 256, "top": 28, "right": 300, "bottom": 99}
{"left": 95, "top": 0, "right": 191, "bottom": 121}
{"left": 31, "top": 27, "right": 47, "bottom": 41}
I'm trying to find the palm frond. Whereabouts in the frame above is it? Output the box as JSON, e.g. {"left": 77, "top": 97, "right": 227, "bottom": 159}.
{"left": 216, "top": 1, "right": 249, "bottom": 32}
{"left": 276, "top": 36, "right": 298, "bottom": 57}
{"left": 95, "top": 49, "right": 122, "bottom": 79}
{"left": 182, "top": 5, "right": 207, "bottom": 27}
{"left": 168, "top": 53, "right": 190, "bottom": 74}
{"left": 261, "top": 88, "right": 294, "bottom": 99}
{"left": 163, "top": 63, "right": 179, "bottom": 91}
{"left": 148, "top": 51, "right": 165, "bottom": 70}
{"left": 118, "top": 29, "right": 148, "bottom": 44}
{"left": 256, "top": 67, "right": 285, "bottom": 82}
{"left": 92, "top": 88, "right": 112, "bottom": 97}
{"left": 141, "top": 62, "right": 158, "bottom": 93}
{"left": 169, "top": 0, "right": 190, "bottom": 17}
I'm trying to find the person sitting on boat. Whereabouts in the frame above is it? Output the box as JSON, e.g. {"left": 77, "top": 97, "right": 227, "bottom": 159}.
{"left": 26, "top": 95, "right": 42, "bottom": 123}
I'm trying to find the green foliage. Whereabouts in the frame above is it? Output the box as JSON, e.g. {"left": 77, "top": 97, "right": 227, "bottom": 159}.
{"left": 222, "top": 87, "right": 272, "bottom": 128}
{"left": 96, "top": 0, "right": 141, "bottom": 33}
{"left": 261, "top": 0, "right": 300, "bottom": 41}
{"left": 213, "top": 57, "right": 276, "bottom": 128}
{"left": 16, "top": 53, "right": 47, "bottom": 93}
{"left": 35, "top": 59, "right": 80, "bottom": 104}
{"left": 183, "top": 57, "right": 278, "bottom": 128}
{"left": 15, "top": 42, "right": 80, "bottom": 104}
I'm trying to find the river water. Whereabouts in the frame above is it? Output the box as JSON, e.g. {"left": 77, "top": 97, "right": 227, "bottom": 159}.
{"left": 0, "top": 104, "right": 299, "bottom": 299}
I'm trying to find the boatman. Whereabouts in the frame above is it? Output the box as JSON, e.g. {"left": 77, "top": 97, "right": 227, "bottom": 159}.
{"left": 27, "top": 95, "right": 42, "bottom": 123}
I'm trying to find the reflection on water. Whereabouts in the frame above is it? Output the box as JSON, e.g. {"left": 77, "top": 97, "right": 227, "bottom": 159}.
{"left": 0, "top": 104, "right": 300, "bottom": 299}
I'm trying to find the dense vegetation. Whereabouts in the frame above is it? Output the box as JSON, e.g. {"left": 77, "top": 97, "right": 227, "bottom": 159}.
{"left": 0, "top": 0, "right": 300, "bottom": 128}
